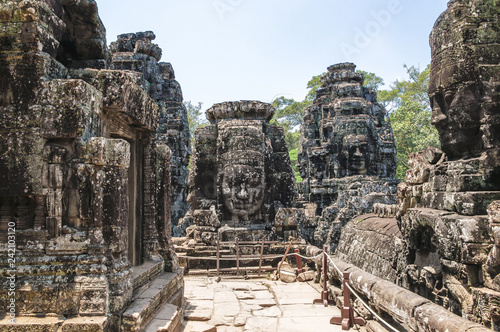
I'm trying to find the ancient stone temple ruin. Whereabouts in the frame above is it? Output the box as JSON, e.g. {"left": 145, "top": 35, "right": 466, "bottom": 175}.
{"left": 0, "top": 1, "right": 183, "bottom": 331}
{"left": 110, "top": 32, "right": 191, "bottom": 236}
{"left": 297, "top": 63, "right": 398, "bottom": 247}
{"left": 396, "top": 0, "right": 500, "bottom": 328}
{"left": 186, "top": 101, "right": 297, "bottom": 243}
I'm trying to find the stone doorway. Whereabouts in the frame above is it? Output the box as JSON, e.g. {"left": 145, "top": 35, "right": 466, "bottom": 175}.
{"left": 128, "top": 139, "right": 144, "bottom": 266}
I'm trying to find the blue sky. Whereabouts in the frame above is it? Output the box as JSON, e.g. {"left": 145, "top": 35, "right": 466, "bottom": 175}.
{"left": 98, "top": 0, "right": 450, "bottom": 111}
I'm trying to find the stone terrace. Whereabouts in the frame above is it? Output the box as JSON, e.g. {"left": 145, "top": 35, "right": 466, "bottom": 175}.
{"left": 181, "top": 275, "right": 375, "bottom": 332}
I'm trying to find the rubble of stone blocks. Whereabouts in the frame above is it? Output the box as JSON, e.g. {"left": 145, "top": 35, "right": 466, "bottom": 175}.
{"left": 296, "top": 63, "right": 398, "bottom": 248}
{"left": 394, "top": 0, "right": 500, "bottom": 328}
{"left": 185, "top": 100, "right": 297, "bottom": 245}
{"left": 0, "top": 1, "right": 183, "bottom": 330}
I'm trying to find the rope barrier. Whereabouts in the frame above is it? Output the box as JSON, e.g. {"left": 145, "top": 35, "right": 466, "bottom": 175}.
{"left": 325, "top": 251, "right": 399, "bottom": 332}
{"left": 325, "top": 252, "right": 343, "bottom": 276}
{"left": 344, "top": 283, "right": 399, "bottom": 332}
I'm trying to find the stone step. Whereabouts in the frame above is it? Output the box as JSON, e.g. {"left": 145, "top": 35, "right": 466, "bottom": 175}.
{"left": 121, "top": 268, "right": 184, "bottom": 332}
{"left": 0, "top": 315, "right": 108, "bottom": 332}
{"left": 131, "top": 260, "right": 165, "bottom": 292}
{"left": 181, "top": 321, "right": 217, "bottom": 332}
{"left": 143, "top": 303, "right": 183, "bottom": 332}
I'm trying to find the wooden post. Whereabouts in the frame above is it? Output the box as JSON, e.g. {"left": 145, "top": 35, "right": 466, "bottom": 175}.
{"left": 294, "top": 248, "right": 304, "bottom": 275}
{"left": 277, "top": 241, "right": 293, "bottom": 279}
{"left": 216, "top": 237, "right": 220, "bottom": 277}
{"left": 313, "top": 246, "right": 335, "bottom": 307}
{"left": 236, "top": 237, "right": 240, "bottom": 275}
{"left": 258, "top": 238, "right": 265, "bottom": 277}
{"left": 330, "top": 272, "right": 366, "bottom": 330}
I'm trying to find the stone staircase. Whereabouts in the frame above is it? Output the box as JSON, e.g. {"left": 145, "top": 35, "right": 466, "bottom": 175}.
{"left": 0, "top": 261, "right": 185, "bottom": 332}
{"left": 121, "top": 261, "right": 184, "bottom": 332}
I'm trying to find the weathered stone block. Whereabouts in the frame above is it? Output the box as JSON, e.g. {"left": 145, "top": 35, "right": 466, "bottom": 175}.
{"left": 193, "top": 209, "right": 220, "bottom": 228}
{"left": 61, "top": 316, "right": 108, "bottom": 332}
{"left": 79, "top": 287, "right": 107, "bottom": 316}
{"left": 0, "top": 130, "right": 45, "bottom": 196}
{"left": 86, "top": 137, "right": 130, "bottom": 167}
{"left": 40, "top": 80, "right": 103, "bottom": 139}
{"left": 55, "top": 283, "right": 81, "bottom": 315}
{"left": 472, "top": 287, "right": 500, "bottom": 328}
{"left": 73, "top": 69, "right": 159, "bottom": 131}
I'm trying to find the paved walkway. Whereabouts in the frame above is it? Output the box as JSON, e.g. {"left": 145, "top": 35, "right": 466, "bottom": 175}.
{"left": 181, "top": 275, "right": 362, "bottom": 332}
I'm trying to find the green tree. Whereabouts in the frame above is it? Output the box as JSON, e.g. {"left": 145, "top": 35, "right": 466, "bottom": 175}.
{"left": 358, "top": 70, "right": 384, "bottom": 91}
{"left": 271, "top": 74, "right": 324, "bottom": 153}
{"left": 288, "top": 148, "right": 302, "bottom": 183}
{"left": 184, "top": 101, "right": 207, "bottom": 149}
{"left": 305, "top": 73, "right": 325, "bottom": 101}
{"left": 382, "top": 65, "right": 441, "bottom": 179}
{"left": 271, "top": 74, "right": 324, "bottom": 182}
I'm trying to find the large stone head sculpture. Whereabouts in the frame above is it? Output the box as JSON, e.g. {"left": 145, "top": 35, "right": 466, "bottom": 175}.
{"left": 221, "top": 151, "right": 266, "bottom": 221}
{"left": 188, "top": 101, "right": 296, "bottom": 228}
{"left": 429, "top": 0, "right": 500, "bottom": 159}
{"left": 217, "top": 119, "right": 268, "bottom": 223}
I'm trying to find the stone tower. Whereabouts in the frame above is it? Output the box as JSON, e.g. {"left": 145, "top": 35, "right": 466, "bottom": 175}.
{"left": 186, "top": 101, "right": 297, "bottom": 243}
{"left": 110, "top": 31, "right": 192, "bottom": 236}
{"left": 297, "top": 63, "right": 398, "bottom": 246}
{"left": 397, "top": 0, "right": 500, "bottom": 327}
{"left": 0, "top": 1, "right": 183, "bottom": 331}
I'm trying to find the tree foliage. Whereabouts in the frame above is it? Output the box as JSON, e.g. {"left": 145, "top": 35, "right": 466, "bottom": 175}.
{"left": 184, "top": 101, "right": 207, "bottom": 149}
{"left": 271, "top": 75, "right": 324, "bottom": 182}
{"left": 382, "top": 65, "right": 441, "bottom": 179}
{"left": 358, "top": 70, "right": 385, "bottom": 91}
{"left": 288, "top": 148, "right": 303, "bottom": 183}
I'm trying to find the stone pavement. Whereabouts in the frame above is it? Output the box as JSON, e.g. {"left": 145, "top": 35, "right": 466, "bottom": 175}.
{"left": 181, "top": 275, "right": 361, "bottom": 332}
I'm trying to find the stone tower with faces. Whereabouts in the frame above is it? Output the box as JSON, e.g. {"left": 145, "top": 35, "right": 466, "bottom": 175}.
{"left": 296, "top": 63, "right": 398, "bottom": 246}
{"left": 298, "top": 63, "right": 398, "bottom": 213}
{"left": 186, "top": 101, "right": 297, "bottom": 243}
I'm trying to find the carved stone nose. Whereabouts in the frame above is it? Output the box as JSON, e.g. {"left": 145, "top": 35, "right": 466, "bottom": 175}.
{"left": 431, "top": 112, "right": 447, "bottom": 127}
{"left": 236, "top": 185, "right": 249, "bottom": 199}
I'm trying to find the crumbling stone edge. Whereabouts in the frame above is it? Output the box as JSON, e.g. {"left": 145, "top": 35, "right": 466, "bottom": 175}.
{"left": 307, "top": 246, "right": 490, "bottom": 332}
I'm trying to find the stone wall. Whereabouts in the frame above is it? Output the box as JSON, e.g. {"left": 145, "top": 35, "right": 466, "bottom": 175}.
{"left": 334, "top": 214, "right": 405, "bottom": 284}
{"left": 0, "top": 0, "right": 177, "bottom": 327}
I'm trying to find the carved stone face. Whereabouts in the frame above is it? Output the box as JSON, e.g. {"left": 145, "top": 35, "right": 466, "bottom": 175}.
{"left": 429, "top": 83, "right": 481, "bottom": 158}
{"left": 428, "top": 0, "right": 500, "bottom": 159}
{"left": 221, "top": 165, "right": 265, "bottom": 220}
{"left": 342, "top": 134, "right": 369, "bottom": 175}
